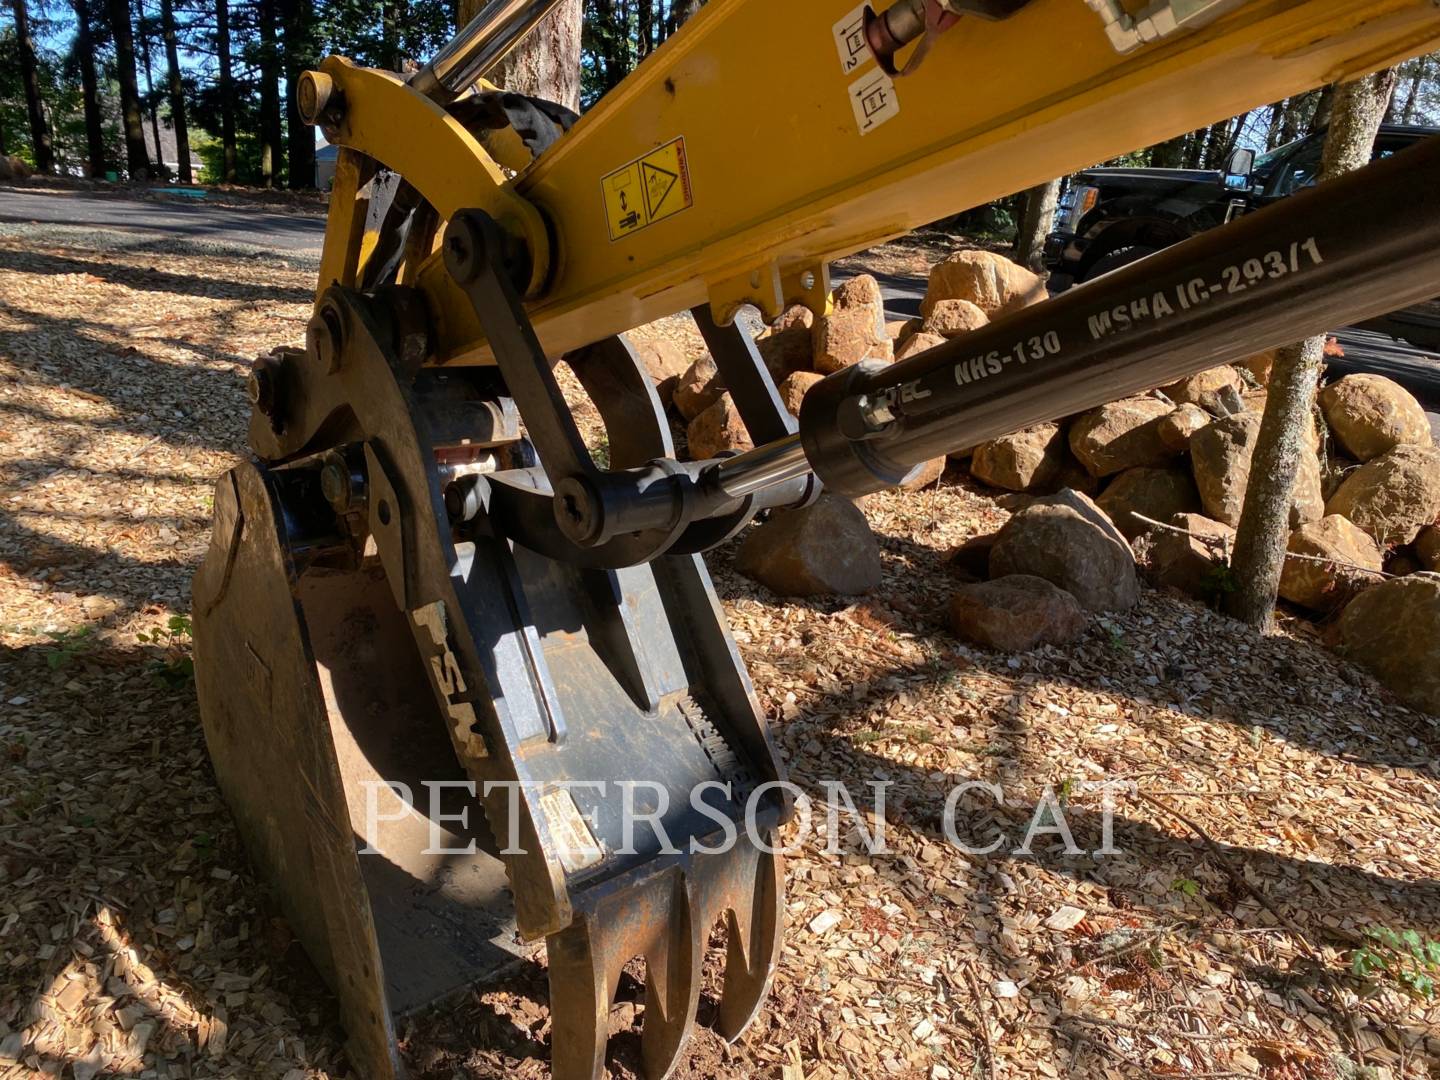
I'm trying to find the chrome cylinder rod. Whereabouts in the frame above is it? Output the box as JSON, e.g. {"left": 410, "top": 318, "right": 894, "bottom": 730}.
{"left": 410, "top": 0, "right": 568, "bottom": 103}
{"left": 711, "top": 434, "right": 812, "bottom": 500}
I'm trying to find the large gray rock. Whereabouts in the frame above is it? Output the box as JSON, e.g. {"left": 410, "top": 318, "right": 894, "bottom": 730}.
{"left": 1069, "top": 396, "right": 1175, "bottom": 477}
{"left": 734, "top": 496, "right": 882, "bottom": 597}
{"left": 813, "top": 275, "right": 892, "bottom": 374}
{"left": 948, "top": 575, "right": 1087, "bottom": 652}
{"left": 1189, "top": 411, "right": 1323, "bottom": 528}
{"left": 1337, "top": 574, "right": 1440, "bottom": 714}
{"left": 1135, "top": 512, "right": 1234, "bottom": 600}
{"left": 988, "top": 490, "right": 1139, "bottom": 612}
{"left": 922, "top": 250, "right": 1047, "bottom": 319}
{"left": 969, "top": 423, "right": 1066, "bottom": 493}
{"left": 1096, "top": 466, "right": 1202, "bottom": 540}
{"left": 1278, "top": 514, "right": 1385, "bottom": 613}
{"left": 1325, "top": 444, "right": 1440, "bottom": 545}
{"left": 1319, "top": 374, "right": 1432, "bottom": 462}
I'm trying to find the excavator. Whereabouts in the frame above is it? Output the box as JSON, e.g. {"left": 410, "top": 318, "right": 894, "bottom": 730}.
{"left": 190, "top": 0, "right": 1440, "bottom": 1076}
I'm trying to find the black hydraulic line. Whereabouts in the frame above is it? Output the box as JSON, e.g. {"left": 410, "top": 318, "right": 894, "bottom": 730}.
{"left": 798, "top": 134, "right": 1440, "bottom": 496}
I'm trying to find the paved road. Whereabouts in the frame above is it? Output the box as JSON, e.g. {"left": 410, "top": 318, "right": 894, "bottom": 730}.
{"left": 0, "top": 187, "right": 327, "bottom": 253}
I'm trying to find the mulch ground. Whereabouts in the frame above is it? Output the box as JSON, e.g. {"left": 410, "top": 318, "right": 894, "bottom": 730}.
{"left": 2, "top": 228, "right": 1439, "bottom": 1080}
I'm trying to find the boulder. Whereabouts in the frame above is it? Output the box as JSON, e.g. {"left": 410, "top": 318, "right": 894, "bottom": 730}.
{"left": 1325, "top": 444, "right": 1440, "bottom": 545}
{"left": 1159, "top": 365, "right": 1245, "bottom": 412}
{"left": 1068, "top": 396, "right": 1175, "bottom": 477}
{"left": 895, "top": 331, "right": 945, "bottom": 362}
{"left": 1319, "top": 374, "right": 1432, "bottom": 462}
{"left": 1190, "top": 411, "right": 1323, "bottom": 528}
{"left": 1237, "top": 348, "right": 1277, "bottom": 386}
{"left": 1416, "top": 525, "right": 1440, "bottom": 572}
{"left": 1096, "top": 466, "right": 1202, "bottom": 540}
{"left": 921, "top": 299, "right": 989, "bottom": 338}
{"left": 922, "top": 250, "right": 1047, "bottom": 319}
{"left": 777, "top": 370, "right": 823, "bottom": 417}
{"left": 1387, "top": 553, "right": 1422, "bottom": 577}
{"left": 899, "top": 457, "right": 946, "bottom": 490}
{"left": 885, "top": 318, "right": 918, "bottom": 342}
{"left": 1135, "top": 512, "right": 1234, "bottom": 600}
{"left": 969, "top": 422, "right": 1066, "bottom": 493}
{"left": 674, "top": 355, "right": 724, "bottom": 420}
{"left": 813, "top": 275, "right": 893, "bottom": 374}
{"left": 1322, "top": 454, "right": 1361, "bottom": 501}
{"left": 687, "top": 395, "right": 753, "bottom": 459}
{"left": 734, "top": 495, "right": 882, "bottom": 597}
{"left": 1050, "top": 456, "right": 1101, "bottom": 498}
{"left": 1157, "top": 403, "right": 1210, "bottom": 453}
{"left": 1277, "top": 515, "right": 1385, "bottom": 612}
{"left": 1337, "top": 574, "right": 1440, "bottom": 714}
{"left": 757, "top": 325, "right": 814, "bottom": 382}
{"left": 948, "top": 575, "right": 1087, "bottom": 652}
{"left": 631, "top": 339, "right": 690, "bottom": 404}
{"left": 0, "top": 155, "right": 32, "bottom": 181}
{"left": 946, "top": 532, "right": 997, "bottom": 581}
{"left": 988, "top": 490, "right": 1139, "bottom": 612}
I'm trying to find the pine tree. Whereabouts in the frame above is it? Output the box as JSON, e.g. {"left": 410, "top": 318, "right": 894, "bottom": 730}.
{"left": 9, "top": 0, "right": 55, "bottom": 172}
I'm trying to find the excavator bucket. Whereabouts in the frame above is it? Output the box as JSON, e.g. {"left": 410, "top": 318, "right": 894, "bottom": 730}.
{"left": 192, "top": 281, "right": 788, "bottom": 1078}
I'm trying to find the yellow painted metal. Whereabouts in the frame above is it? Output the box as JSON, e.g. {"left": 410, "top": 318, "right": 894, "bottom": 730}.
{"left": 315, "top": 57, "right": 551, "bottom": 296}
{"left": 318, "top": 0, "right": 1440, "bottom": 365}
{"left": 315, "top": 147, "right": 371, "bottom": 303}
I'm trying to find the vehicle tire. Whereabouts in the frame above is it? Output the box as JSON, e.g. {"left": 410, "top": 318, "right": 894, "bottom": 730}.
{"left": 1079, "top": 244, "right": 1160, "bottom": 284}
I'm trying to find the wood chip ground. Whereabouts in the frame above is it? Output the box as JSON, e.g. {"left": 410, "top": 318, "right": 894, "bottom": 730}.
{"left": 1, "top": 226, "right": 1438, "bottom": 1080}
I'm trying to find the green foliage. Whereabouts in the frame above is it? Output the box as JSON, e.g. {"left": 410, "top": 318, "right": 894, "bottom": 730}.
{"left": 44, "top": 626, "right": 94, "bottom": 670}
{"left": 1199, "top": 562, "right": 1240, "bottom": 605}
{"left": 1171, "top": 877, "right": 1201, "bottom": 897}
{"left": 1351, "top": 927, "right": 1440, "bottom": 1000}
{"left": 138, "top": 614, "right": 194, "bottom": 688}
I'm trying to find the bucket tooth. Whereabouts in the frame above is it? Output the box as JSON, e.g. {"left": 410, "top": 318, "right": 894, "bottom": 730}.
{"left": 715, "top": 845, "right": 784, "bottom": 1041}
{"left": 639, "top": 876, "right": 701, "bottom": 1079}
{"left": 547, "top": 917, "right": 614, "bottom": 1080}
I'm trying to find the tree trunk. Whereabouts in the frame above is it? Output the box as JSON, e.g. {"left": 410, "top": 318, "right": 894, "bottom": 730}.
{"left": 9, "top": 0, "right": 55, "bottom": 173}
{"left": 1398, "top": 58, "right": 1427, "bottom": 124}
{"left": 1225, "top": 68, "right": 1400, "bottom": 631}
{"left": 280, "top": 0, "right": 317, "bottom": 188}
{"left": 382, "top": 0, "right": 402, "bottom": 70}
{"left": 1150, "top": 133, "right": 1187, "bottom": 169}
{"left": 139, "top": 16, "right": 165, "bottom": 172}
{"left": 258, "top": 0, "right": 282, "bottom": 187}
{"left": 467, "top": 0, "right": 583, "bottom": 111}
{"left": 72, "top": 0, "right": 108, "bottom": 176}
{"left": 215, "top": 0, "right": 237, "bottom": 181}
{"left": 1308, "top": 82, "right": 1335, "bottom": 133}
{"left": 159, "top": 0, "right": 191, "bottom": 182}
{"left": 1013, "top": 178, "right": 1060, "bottom": 271}
{"left": 108, "top": 0, "right": 151, "bottom": 178}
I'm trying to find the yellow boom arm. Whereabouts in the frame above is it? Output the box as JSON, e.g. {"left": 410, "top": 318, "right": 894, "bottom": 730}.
{"left": 309, "top": 0, "right": 1440, "bottom": 366}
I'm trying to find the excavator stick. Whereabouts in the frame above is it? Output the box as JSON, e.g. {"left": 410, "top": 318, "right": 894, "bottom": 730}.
{"left": 192, "top": 0, "right": 1440, "bottom": 1076}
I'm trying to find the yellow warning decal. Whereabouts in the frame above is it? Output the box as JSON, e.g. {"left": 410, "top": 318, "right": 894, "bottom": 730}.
{"left": 602, "top": 137, "right": 692, "bottom": 241}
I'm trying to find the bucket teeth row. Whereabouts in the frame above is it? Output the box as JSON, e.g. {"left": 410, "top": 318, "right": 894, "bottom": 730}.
{"left": 547, "top": 841, "right": 783, "bottom": 1080}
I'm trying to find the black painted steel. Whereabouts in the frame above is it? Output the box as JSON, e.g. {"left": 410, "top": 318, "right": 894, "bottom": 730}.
{"left": 799, "top": 135, "right": 1440, "bottom": 495}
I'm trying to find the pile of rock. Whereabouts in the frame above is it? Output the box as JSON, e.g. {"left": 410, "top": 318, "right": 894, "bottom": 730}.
{"left": 637, "top": 246, "right": 1440, "bottom": 712}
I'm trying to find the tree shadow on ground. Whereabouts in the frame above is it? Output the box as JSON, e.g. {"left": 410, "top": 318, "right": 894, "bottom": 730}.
{"left": 0, "top": 245, "right": 314, "bottom": 304}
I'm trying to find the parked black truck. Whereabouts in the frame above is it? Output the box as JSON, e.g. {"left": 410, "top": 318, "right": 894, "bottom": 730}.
{"left": 1044, "top": 124, "right": 1440, "bottom": 350}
